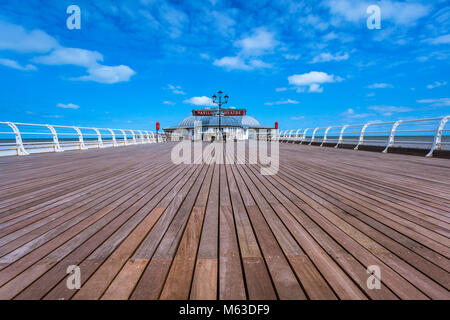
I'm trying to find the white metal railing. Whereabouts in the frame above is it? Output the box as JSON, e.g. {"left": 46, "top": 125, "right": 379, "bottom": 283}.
{"left": 279, "top": 115, "right": 450, "bottom": 157}
{"left": 0, "top": 121, "right": 164, "bottom": 157}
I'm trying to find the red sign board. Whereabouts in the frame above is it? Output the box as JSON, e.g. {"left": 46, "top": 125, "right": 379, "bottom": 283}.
{"left": 156, "top": 122, "right": 160, "bottom": 131}
{"left": 192, "top": 109, "right": 246, "bottom": 116}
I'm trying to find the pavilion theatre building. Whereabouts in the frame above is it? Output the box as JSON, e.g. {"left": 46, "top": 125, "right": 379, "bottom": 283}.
{"left": 163, "top": 108, "right": 275, "bottom": 141}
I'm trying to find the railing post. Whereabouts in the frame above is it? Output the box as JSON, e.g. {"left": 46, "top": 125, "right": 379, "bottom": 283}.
{"left": 295, "top": 129, "right": 302, "bottom": 141}
{"left": 73, "top": 127, "right": 87, "bottom": 150}
{"left": 107, "top": 128, "right": 117, "bottom": 147}
{"left": 354, "top": 122, "right": 371, "bottom": 150}
{"left": 383, "top": 120, "right": 402, "bottom": 153}
{"left": 129, "top": 130, "right": 137, "bottom": 144}
{"left": 93, "top": 128, "right": 104, "bottom": 148}
{"left": 301, "top": 128, "right": 309, "bottom": 144}
{"left": 335, "top": 125, "right": 349, "bottom": 148}
{"left": 144, "top": 131, "right": 150, "bottom": 143}
{"left": 6, "top": 122, "right": 29, "bottom": 156}
{"left": 426, "top": 116, "right": 450, "bottom": 157}
{"left": 46, "top": 125, "right": 64, "bottom": 152}
{"left": 137, "top": 130, "right": 144, "bottom": 144}
{"left": 321, "top": 126, "right": 332, "bottom": 147}
{"left": 150, "top": 131, "right": 155, "bottom": 143}
{"left": 119, "top": 129, "right": 128, "bottom": 146}
{"left": 309, "top": 127, "right": 319, "bottom": 145}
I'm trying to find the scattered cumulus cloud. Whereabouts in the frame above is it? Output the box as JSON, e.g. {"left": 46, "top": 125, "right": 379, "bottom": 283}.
{"left": 0, "top": 58, "right": 36, "bottom": 71}
{"left": 283, "top": 54, "right": 301, "bottom": 60}
{"left": 167, "top": 84, "right": 186, "bottom": 95}
{"left": 264, "top": 99, "right": 299, "bottom": 106}
{"left": 0, "top": 21, "right": 135, "bottom": 84}
{"left": 183, "top": 96, "right": 215, "bottom": 106}
{"left": 34, "top": 48, "right": 103, "bottom": 68}
{"left": 423, "top": 34, "right": 450, "bottom": 45}
{"left": 299, "top": 14, "right": 329, "bottom": 31}
{"left": 340, "top": 108, "right": 372, "bottom": 119}
{"left": 71, "top": 65, "right": 136, "bottom": 84}
{"left": 288, "top": 71, "right": 343, "bottom": 93}
{"left": 163, "top": 100, "right": 176, "bottom": 105}
{"left": 366, "top": 83, "right": 393, "bottom": 89}
{"left": 324, "top": 0, "right": 431, "bottom": 26}
{"left": 311, "top": 52, "right": 349, "bottom": 63}
{"left": 234, "top": 28, "right": 279, "bottom": 56}
{"left": 0, "top": 21, "right": 58, "bottom": 53}
{"left": 426, "top": 81, "right": 447, "bottom": 89}
{"left": 417, "top": 98, "right": 450, "bottom": 107}
{"left": 368, "top": 105, "right": 413, "bottom": 116}
{"left": 214, "top": 27, "right": 276, "bottom": 71}
{"left": 213, "top": 56, "right": 271, "bottom": 71}
{"left": 57, "top": 103, "right": 80, "bottom": 110}
{"left": 290, "top": 116, "right": 305, "bottom": 120}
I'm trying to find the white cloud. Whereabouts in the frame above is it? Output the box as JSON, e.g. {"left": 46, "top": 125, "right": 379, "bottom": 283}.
{"left": 368, "top": 105, "right": 412, "bottom": 116}
{"left": 249, "top": 59, "right": 272, "bottom": 69}
{"left": 57, "top": 103, "right": 80, "bottom": 110}
{"left": 417, "top": 98, "right": 450, "bottom": 107}
{"left": 366, "top": 83, "right": 393, "bottom": 89}
{"left": 214, "top": 56, "right": 251, "bottom": 70}
{"left": 158, "top": 2, "right": 189, "bottom": 38}
{"left": 213, "top": 56, "right": 271, "bottom": 71}
{"left": 72, "top": 65, "right": 136, "bottom": 84}
{"left": 322, "top": 31, "right": 354, "bottom": 43}
{"left": 167, "top": 84, "right": 186, "bottom": 95}
{"left": 340, "top": 108, "right": 372, "bottom": 119}
{"left": 234, "top": 28, "right": 279, "bottom": 56}
{"left": 308, "top": 83, "right": 324, "bottom": 93}
{"left": 288, "top": 71, "right": 343, "bottom": 93}
{"left": 34, "top": 48, "right": 103, "bottom": 68}
{"left": 275, "top": 87, "right": 287, "bottom": 92}
{"left": 283, "top": 54, "right": 301, "bottom": 60}
{"left": 183, "top": 96, "right": 215, "bottom": 106}
{"left": 0, "top": 58, "right": 36, "bottom": 71}
{"left": 424, "top": 34, "right": 450, "bottom": 45}
{"left": 264, "top": 99, "right": 299, "bottom": 106}
{"left": 210, "top": 11, "right": 236, "bottom": 37}
{"left": 426, "top": 81, "right": 447, "bottom": 89}
{"left": 290, "top": 116, "right": 305, "bottom": 120}
{"left": 311, "top": 52, "right": 349, "bottom": 63}
{"left": 0, "top": 21, "right": 58, "bottom": 53}
{"left": 300, "top": 14, "right": 329, "bottom": 31}
{"left": 163, "top": 100, "right": 176, "bottom": 105}
{"left": 44, "top": 115, "right": 64, "bottom": 119}
{"left": 214, "top": 27, "right": 278, "bottom": 71}
{"left": 324, "top": 0, "right": 431, "bottom": 26}
{"left": 0, "top": 21, "right": 135, "bottom": 84}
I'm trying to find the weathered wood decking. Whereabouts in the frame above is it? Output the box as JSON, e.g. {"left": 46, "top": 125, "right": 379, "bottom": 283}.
{"left": 0, "top": 142, "right": 448, "bottom": 300}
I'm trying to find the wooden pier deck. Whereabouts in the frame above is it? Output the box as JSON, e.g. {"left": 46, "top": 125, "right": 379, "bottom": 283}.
{"left": 0, "top": 142, "right": 449, "bottom": 300}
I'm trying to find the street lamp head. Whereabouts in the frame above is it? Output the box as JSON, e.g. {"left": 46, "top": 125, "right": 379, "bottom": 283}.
{"left": 212, "top": 94, "right": 217, "bottom": 103}
{"left": 224, "top": 94, "right": 229, "bottom": 103}
{"left": 218, "top": 90, "right": 223, "bottom": 96}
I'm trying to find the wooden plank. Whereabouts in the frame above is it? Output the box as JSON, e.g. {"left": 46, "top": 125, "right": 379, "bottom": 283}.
{"left": 0, "top": 142, "right": 447, "bottom": 300}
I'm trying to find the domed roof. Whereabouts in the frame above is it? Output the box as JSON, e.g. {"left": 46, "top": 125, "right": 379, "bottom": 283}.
{"left": 177, "top": 115, "right": 261, "bottom": 128}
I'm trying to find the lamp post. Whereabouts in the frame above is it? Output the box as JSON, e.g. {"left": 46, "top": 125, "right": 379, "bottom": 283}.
{"left": 212, "top": 90, "right": 229, "bottom": 141}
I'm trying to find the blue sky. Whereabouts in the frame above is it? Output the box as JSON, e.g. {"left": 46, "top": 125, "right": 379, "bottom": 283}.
{"left": 0, "top": 0, "right": 449, "bottom": 130}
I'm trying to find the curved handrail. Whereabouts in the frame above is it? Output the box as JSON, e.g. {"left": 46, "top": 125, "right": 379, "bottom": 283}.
{"left": 279, "top": 115, "right": 449, "bottom": 157}
{"left": 0, "top": 121, "right": 159, "bottom": 156}
{"left": 427, "top": 116, "right": 450, "bottom": 157}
